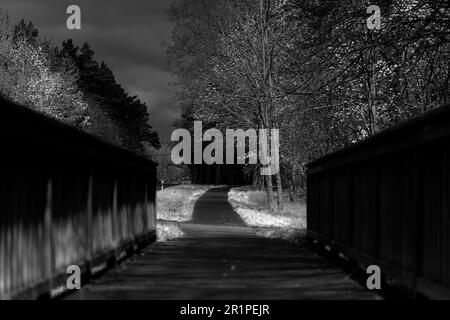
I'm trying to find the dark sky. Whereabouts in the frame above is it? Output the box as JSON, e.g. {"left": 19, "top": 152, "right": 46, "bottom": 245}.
{"left": 0, "top": 0, "right": 178, "bottom": 141}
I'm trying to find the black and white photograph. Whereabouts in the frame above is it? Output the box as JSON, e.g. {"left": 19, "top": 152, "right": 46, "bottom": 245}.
{"left": 0, "top": 0, "right": 449, "bottom": 308}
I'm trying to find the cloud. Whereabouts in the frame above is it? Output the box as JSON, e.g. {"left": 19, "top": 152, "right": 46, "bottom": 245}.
{"left": 1, "top": 0, "right": 178, "bottom": 140}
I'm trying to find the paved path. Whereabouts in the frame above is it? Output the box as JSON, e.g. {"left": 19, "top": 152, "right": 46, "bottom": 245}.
{"left": 191, "top": 187, "right": 245, "bottom": 226}
{"left": 67, "top": 187, "right": 380, "bottom": 300}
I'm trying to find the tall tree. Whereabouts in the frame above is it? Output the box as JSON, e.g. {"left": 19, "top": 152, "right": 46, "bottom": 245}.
{"left": 1, "top": 13, "right": 160, "bottom": 154}
{"left": 167, "top": 0, "right": 449, "bottom": 202}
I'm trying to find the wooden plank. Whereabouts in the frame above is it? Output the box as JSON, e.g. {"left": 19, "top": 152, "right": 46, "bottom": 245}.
{"left": 0, "top": 97, "right": 158, "bottom": 299}
{"left": 307, "top": 104, "right": 450, "bottom": 298}
{"left": 67, "top": 226, "right": 380, "bottom": 300}
{"left": 9, "top": 230, "right": 156, "bottom": 300}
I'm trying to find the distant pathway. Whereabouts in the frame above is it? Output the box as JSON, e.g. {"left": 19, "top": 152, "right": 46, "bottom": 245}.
{"left": 191, "top": 186, "right": 245, "bottom": 226}
{"left": 67, "top": 187, "right": 380, "bottom": 300}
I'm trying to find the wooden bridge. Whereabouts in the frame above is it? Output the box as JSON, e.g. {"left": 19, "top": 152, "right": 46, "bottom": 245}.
{"left": 1, "top": 96, "right": 449, "bottom": 299}
{"left": 66, "top": 187, "right": 379, "bottom": 300}
{"left": 307, "top": 104, "right": 450, "bottom": 299}
{"left": 0, "top": 97, "right": 157, "bottom": 299}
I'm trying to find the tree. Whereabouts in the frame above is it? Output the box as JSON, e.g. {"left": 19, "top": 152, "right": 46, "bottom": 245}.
{"left": 1, "top": 36, "right": 89, "bottom": 127}
{"left": 167, "top": 0, "right": 449, "bottom": 203}
{"left": 71, "top": 42, "right": 160, "bottom": 153}
{"left": 0, "top": 12, "right": 161, "bottom": 155}
{"left": 12, "top": 19, "right": 38, "bottom": 45}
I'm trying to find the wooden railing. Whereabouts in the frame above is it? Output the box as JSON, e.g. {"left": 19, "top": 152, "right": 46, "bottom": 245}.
{"left": 0, "top": 97, "right": 157, "bottom": 299}
{"left": 307, "top": 104, "right": 450, "bottom": 299}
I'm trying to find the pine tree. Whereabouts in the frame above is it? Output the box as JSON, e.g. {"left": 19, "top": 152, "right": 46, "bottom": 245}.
{"left": 12, "top": 19, "right": 38, "bottom": 44}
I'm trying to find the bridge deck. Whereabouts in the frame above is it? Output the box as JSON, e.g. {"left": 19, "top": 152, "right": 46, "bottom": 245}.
{"left": 66, "top": 188, "right": 380, "bottom": 300}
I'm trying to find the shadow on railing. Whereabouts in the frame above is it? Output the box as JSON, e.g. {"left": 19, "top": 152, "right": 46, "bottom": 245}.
{"left": 306, "top": 104, "right": 450, "bottom": 299}
{"left": 0, "top": 97, "right": 157, "bottom": 299}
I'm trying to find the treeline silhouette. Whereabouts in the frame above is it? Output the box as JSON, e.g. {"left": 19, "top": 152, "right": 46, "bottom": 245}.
{"left": 0, "top": 12, "right": 160, "bottom": 155}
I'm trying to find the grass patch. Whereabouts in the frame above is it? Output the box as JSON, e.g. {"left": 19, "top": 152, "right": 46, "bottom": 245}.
{"left": 228, "top": 186, "right": 306, "bottom": 240}
{"left": 255, "top": 228, "right": 306, "bottom": 243}
{"left": 156, "top": 221, "right": 184, "bottom": 242}
{"left": 156, "top": 184, "right": 212, "bottom": 222}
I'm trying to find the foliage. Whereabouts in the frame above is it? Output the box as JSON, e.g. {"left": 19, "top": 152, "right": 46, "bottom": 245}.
{"left": 167, "top": 0, "right": 450, "bottom": 195}
{"left": 1, "top": 16, "right": 88, "bottom": 127}
{"left": 0, "top": 11, "right": 160, "bottom": 155}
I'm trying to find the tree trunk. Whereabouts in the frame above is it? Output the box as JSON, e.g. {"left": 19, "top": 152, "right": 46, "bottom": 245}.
{"left": 366, "top": 31, "right": 378, "bottom": 135}
{"left": 252, "top": 166, "right": 261, "bottom": 190}
{"left": 300, "top": 173, "right": 306, "bottom": 195}
{"left": 265, "top": 174, "right": 274, "bottom": 211}
{"left": 288, "top": 167, "right": 294, "bottom": 201}
{"left": 275, "top": 170, "right": 283, "bottom": 209}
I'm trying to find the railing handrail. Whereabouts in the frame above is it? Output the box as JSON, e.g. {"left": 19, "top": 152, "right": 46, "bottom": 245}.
{"left": 307, "top": 104, "right": 450, "bottom": 172}
{"left": 1, "top": 96, "right": 158, "bottom": 170}
{"left": 0, "top": 96, "right": 158, "bottom": 299}
{"left": 306, "top": 102, "right": 450, "bottom": 299}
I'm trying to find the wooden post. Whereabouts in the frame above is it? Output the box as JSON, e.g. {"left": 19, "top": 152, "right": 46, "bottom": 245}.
{"left": 44, "top": 179, "right": 54, "bottom": 287}
{"left": 112, "top": 179, "right": 118, "bottom": 245}
{"left": 87, "top": 173, "right": 93, "bottom": 261}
